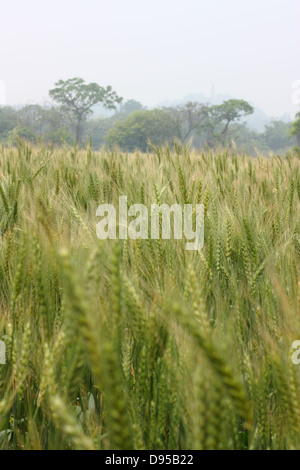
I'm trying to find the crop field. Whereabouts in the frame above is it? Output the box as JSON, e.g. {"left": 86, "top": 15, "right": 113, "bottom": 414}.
{"left": 0, "top": 141, "right": 299, "bottom": 450}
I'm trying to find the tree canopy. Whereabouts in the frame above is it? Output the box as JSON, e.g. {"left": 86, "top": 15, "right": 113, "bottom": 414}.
{"left": 199, "top": 99, "right": 254, "bottom": 146}
{"left": 105, "top": 109, "right": 179, "bottom": 152}
{"left": 49, "top": 77, "right": 122, "bottom": 143}
{"left": 0, "top": 82, "right": 294, "bottom": 154}
{"left": 164, "top": 101, "right": 209, "bottom": 143}
{"left": 289, "top": 112, "right": 300, "bottom": 147}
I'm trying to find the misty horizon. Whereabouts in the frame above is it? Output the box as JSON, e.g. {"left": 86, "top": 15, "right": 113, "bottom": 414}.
{"left": 1, "top": 0, "right": 300, "bottom": 119}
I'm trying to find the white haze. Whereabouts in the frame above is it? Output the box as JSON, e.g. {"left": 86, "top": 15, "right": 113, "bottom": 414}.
{"left": 1, "top": 0, "right": 300, "bottom": 118}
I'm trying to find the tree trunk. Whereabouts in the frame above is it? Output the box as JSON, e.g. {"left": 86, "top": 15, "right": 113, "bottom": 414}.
{"left": 75, "top": 114, "right": 82, "bottom": 145}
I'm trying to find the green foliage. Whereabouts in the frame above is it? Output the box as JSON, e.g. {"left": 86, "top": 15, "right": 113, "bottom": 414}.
{"left": 290, "top": 113, "right": 300, "bottom": 147}
{"left": 199, "top": 99, "right": 255, "bottom": 145}
{"left": 49, "top": 77, "right": 122, "bottom": 144}
{"left": 0, "top": 96, "right": 294, "bottom": 154}
{"left": 119, "top": 99, "right": 145, "bottom": 115}
{"left": 164, "top": 101, "right": 209, "bottom": 143}
{"left": 105, "top": 109, "right": 179, "bottom": 151}
{"left": 8, "top": 126, "right": 37, "bottom": 143}
{"left": 0, "top": 107, "right": 17, "bottom": 139}
{"left": 263, "top": 120, "right": 291, "bottom": 151}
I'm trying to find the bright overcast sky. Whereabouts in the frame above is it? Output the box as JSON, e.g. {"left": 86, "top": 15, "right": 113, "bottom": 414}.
{"left": 1, "top": 0, "right": 300, "bottom": 117}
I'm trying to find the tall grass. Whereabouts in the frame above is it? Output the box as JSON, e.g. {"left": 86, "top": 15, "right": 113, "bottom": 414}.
{"left": 0, "top": 140, "right": 299, "bottom": 450}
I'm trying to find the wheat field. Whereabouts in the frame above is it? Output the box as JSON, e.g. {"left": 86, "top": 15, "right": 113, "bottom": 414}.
{"left": 0, "top": 140, "right": 299, "bottom": 450}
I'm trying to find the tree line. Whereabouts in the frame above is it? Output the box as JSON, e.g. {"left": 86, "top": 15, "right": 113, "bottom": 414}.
{"left": 0, "top": 77, "right": 299, "bottom": 153}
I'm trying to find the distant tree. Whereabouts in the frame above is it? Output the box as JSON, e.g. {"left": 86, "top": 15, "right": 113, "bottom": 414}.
{"left": 85, "top": 116, "right": 118, "bottom": 149}
{"left": 289, "top": 112, "right": 300, "bottom": 147}
{"left": 164, "top": 101, "right": 209, "bottom": 143}
{"left": 84, "top": 100, "right": 145, "bottom": 148}
{"left": 262, "top": 120, "right": 291, "bottom": 151}
{"left": 9, "top": 126, "right": 37, "bottom": 143}
{"left": 16, "top": 104, "right": 44, "bottom": 134}
{"left": 45, "top": 127, "right": 73, "bottom": 145}
{"left": 13, "top": 104, "right": 72, "bottom": 144}
{"left": 42, "top": 107, "right": 73, "bottom": 143}
{"left": 119, "top": 99, "right": 144, "bottom": 115}
{"left": 105, "top": 109, "right": 179, "bottom": 152}
{"left": 0, "top": 106, "right": 17, "bottom": 139}
{"left": 214, "top": 99, "right": 254, "bottom": 138}
{"left": 199, "top": 99, "right": 254, "bottom": 146}
{"left": 221, "top": 122, "right": 265, "bottom": 154}
{"left": 49, "top": 78, "right": 122, "bottom": 144}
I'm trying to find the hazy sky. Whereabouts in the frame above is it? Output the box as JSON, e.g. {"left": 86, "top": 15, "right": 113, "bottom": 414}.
{"left": 1, "top": 0, "right": 300, "bottom": 117}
